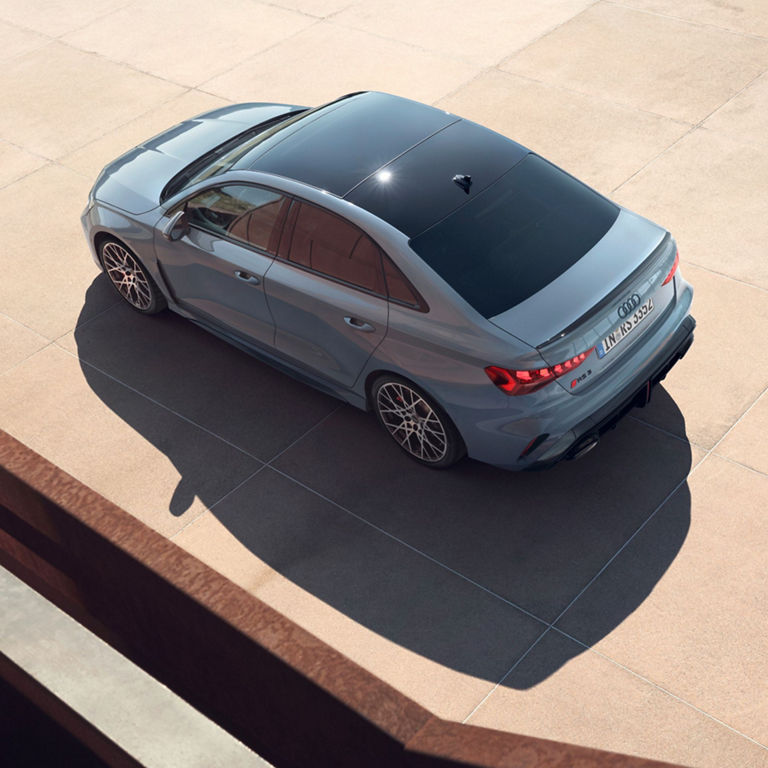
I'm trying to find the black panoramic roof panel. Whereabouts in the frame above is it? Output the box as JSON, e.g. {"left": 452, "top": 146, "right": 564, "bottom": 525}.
{"left": 248, "top": 92, "right": 455, "bottom": 196}
{"left": 346, "top": 119, "right": 529, "bottom": 237}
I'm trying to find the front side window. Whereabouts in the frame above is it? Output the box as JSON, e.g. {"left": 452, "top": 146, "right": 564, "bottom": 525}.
{"left": 280, "top": 202, "right": 386, "bottom": 295}
{"left": 185, "top": 185, "right": 288, "bottom": 253}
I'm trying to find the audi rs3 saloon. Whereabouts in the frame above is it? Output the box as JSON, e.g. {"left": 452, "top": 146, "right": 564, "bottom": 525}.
{"left": 81, "top": 91, "right": 695, "bottom": 470}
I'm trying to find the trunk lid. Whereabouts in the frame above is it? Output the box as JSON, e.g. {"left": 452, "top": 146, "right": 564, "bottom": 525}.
{"left": 489, "top": 208, "right": 677, "bottom": 393}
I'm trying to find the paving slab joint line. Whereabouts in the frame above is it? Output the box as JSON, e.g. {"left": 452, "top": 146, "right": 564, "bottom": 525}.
{"left": 194, "top": 14, "right": 326, "bottom": 94}
{"left": 169, "top": 404, "right": 343, "bottom": 541}
{"left": 698, "top": 381, "right": 768, "bottom": 464}
{"left": 460, "top": 624, "right": 551, "bottom": 725}
{"left": 493, "top": 0, "right": 603, "bottom": 72}
{"left": 53, "top": 81, "right": 202, "bottom": 165}
{"left": 50, "top": 300, "right": 123, "bottom": 345}
{"left": 267, "top": 463, "right": 549, "bottom": 627}
{"left": 707, "top": 384, "right": 768, "bottom": 478}
{"left": 486, "top": 67, "right": 694, "bottom": 127}
{"left": 169, "top": 464, "right": 267, "bottom": 542}
{"left": 612, "top": 68, "right": 768, "bottom": 195}
{"left": 0, "top": 136, "right": 54, "bottom": 163}
{"left": 465, "top": 381, "right": 768, "bottom": 725}
{"left": 432, "top": 0, "right": 603, "bottom": 107}
{"left": 553, "top": 626, "right": 768, "bottom": 752}
{"left": 55, "top": 37, "right": 198, "bottom": 93}
{"left": 683, "top": 260, "right": 768, "bottom": 294}
{"left": 604, "top": 0, "right": 768, "bottom": 43}
{"left": 52, "top": 341, "right": 262, "bottom": 462}
{"left": 0, "top": 14, "right": 56, "bottom": 40}
{"left": 710, "top": 451, "right": 768, "bottom": 480}
{"left": 0, "top": 159, "right": 54, "bottom": 194}
{"left": 460, "top": 466, "right": 690, "bottom": 726}
{"left": 545, "top": 377, "right": 768, "bottom": 639}
{"left": 0, "top": 309, "right": 52, "bottom": 343}
{"left": 52, "top": 1, "right": 135, "bottom": 41}
{"left": 626, "top": 414, "right": 693, "bottom": 448}
{"left": 0, "top": 299, "right": 122, "bottom": 378}
{"left": 0, "top": 341, "right": 58, "bottom": 381}
{"left": 326, "top": 17, "right": 487, "bottom": 68}
{"left": 256, "top": 0, "right": 342, "bottom": 22}
{"left": 0, "top": 310, "right": 57, "bottom": 380}
{"left": 55, "top": 85, "right": 196, "bottom": 163}
{"left": 257, "top": 378, "right": 768, "bottom": 662}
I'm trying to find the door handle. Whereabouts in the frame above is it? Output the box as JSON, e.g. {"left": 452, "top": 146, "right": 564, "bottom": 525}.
{"left": 234, "top": 270, "right": 260, "bottom": 285}
{"left": 344, "top": 316, "right": 375, "bottom": 333}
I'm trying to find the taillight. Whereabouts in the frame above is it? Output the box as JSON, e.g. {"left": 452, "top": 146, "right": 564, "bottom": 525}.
{"left": 662, "top": 250, "right": 679, "bottom": 285}
{"left": 485, "top": 348, "right": 594, "bottom": 396}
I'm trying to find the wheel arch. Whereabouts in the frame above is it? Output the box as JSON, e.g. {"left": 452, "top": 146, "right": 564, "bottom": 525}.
{"left": 364, "top": 368, "right": 461, "bottom": 431}
{"left": 93, "top": 230, "right": 117, "bottom": 265}
{"left": 364, "top": 368, "right": 409, "bottom": 411}
{"left": 365, "top": 368, "right": 467, "bottom": 467}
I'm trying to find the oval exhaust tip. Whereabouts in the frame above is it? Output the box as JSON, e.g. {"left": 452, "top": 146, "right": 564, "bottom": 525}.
{"left": 569, "top": 435, "right": 599, "bottom": 461}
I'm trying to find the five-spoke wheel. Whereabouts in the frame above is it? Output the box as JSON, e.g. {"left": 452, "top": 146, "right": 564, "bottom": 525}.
{"left": 372, "top": 375, "right": 465, "bottom": 468}
{"left": 100, "top": 239, "right": 166, "bottom": 314}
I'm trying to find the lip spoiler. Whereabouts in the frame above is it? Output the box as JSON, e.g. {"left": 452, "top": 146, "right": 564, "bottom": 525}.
{"left": 536, "top": 233, "right": 673, "bottom": 351}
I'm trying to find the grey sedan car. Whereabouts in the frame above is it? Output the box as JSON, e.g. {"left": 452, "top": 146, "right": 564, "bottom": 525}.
{"left": 81, "top": 91, "right": 695, "bottom": 470}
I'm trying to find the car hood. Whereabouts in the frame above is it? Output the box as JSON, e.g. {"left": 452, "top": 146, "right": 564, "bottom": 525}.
{"left": 91, "top": 103, "right": 300, "bottom": 215}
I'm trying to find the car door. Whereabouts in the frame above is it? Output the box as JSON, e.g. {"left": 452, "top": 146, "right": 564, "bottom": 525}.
{"left": 154, "top": 184, "right": 289, "bottom": 348}
{"left": 264, "top": 200, "right": 389, "bottom": 388}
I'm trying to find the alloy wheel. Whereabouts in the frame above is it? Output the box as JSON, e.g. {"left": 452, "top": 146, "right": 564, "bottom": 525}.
{"left": 376, "top": 381, "right": 448, "bottom": 463}
{"left": 102, "top": 241, "right": 153, "bottom": 311}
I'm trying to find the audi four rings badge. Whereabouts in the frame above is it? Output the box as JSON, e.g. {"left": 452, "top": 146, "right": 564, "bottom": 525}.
{"left": 617, "top": 293, "right": 641, "bottom": 319}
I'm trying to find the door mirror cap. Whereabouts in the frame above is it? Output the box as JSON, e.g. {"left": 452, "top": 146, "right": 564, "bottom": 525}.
{"left": 162, "top": 210, "right": 188, "bottom": 241}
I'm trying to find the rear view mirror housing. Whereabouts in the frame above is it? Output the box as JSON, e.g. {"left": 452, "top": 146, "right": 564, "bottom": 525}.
{"left": 161, "top": 209, "right": 189, "bottom": 241}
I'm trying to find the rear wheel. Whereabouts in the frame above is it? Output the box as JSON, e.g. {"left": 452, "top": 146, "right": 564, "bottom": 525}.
{"left": 100, "top": 239, "right": 166, "bottom": 314}
{"left": 372, "top": 375, "right": 465, "bottom": 469}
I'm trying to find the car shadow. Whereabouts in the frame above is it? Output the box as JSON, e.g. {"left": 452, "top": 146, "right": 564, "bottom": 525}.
{"left": 75, "top": 276, "right": 692, "bottom": 690}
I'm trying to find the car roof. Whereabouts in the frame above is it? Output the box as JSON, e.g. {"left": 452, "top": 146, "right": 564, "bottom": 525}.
{"left": 243, "top": 91, "right": 529, "bottom": 238}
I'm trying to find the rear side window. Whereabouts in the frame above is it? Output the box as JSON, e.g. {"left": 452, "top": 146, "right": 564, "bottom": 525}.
{"left": 409, "top": 154, "right": 619, "bottom": 318}
{"left": 186, "top": 184, "right": 288, "bottom": 253}
{"left": 382, "top": 256, "right": 423, "bottom": 309}
{"left": 280, "top": 201, "right": 386, "bottom": 295}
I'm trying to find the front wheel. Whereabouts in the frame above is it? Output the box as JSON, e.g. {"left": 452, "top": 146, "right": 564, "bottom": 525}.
{"left": 372, "top": 375, "right": 466, "bottom": 469}
{"left": 100, "top": 238, "right": 167, "bottom": 314}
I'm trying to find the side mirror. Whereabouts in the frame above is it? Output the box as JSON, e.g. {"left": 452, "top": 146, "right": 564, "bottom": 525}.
{"left": 161, "top": 210, "right": 189, "bottom": 241}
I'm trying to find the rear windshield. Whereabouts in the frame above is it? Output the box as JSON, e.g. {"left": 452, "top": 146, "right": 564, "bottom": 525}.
{"left": 409, "top": 154, "right": 619, "bottom": 318}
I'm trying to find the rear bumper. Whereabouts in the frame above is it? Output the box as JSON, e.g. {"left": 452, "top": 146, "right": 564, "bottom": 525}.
{"left": 527, "top": 314, "right": 696, "bottom": 469}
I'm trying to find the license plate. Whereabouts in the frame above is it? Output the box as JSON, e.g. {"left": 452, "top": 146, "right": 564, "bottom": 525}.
{"left": 596, "top": 297, "right": 654, "bottom": 359}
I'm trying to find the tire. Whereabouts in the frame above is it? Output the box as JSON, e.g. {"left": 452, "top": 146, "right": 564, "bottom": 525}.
{"left": 99, "top": 238, "right": 167, "bottom": 315}
{"left": 371, "top": 374, "right": 466, "bottom": 469}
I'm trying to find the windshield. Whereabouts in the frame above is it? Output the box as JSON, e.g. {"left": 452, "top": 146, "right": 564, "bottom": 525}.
{"left": 160, "top": 109, "right": 308, "bottom": 201}
{"left": 409, "top": 155, "right": 619, "bottom": 318}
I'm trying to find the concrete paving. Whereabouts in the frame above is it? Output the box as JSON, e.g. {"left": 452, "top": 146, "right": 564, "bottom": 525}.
{"left": 0, "top": 1, "right": 766, "bottom": 765}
